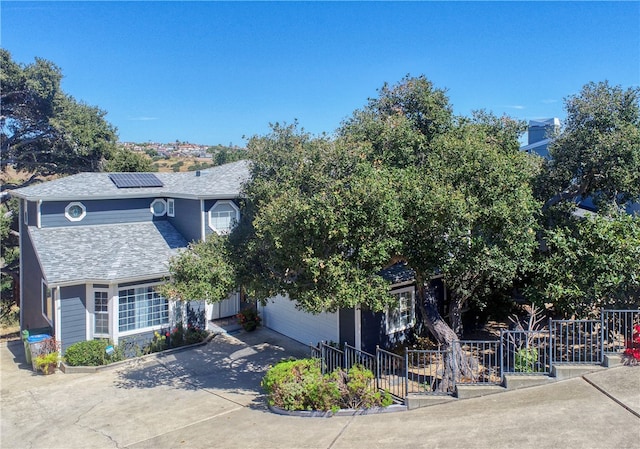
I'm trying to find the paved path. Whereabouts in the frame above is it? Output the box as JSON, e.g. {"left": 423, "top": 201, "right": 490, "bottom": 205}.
{"left": 1, "top": 328, "right": 639, "bottom": 449}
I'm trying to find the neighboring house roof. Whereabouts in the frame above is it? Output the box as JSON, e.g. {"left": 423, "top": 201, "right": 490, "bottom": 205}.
{"left": 379, "top": 262, "right": 416, "bottom": 285}
{"left": 11, "top": 160, "right": 251, "bottom": 201}
{"left": 520, "top": 138, "right": 552, "bottom": 154}
{"left": 29, "top": 221, "right": 187, "bottom": 286}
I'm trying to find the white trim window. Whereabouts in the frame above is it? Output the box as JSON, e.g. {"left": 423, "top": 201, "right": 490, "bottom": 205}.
{"left": 167, "top": 198, "right": 175, "bottom": 217}
{"left": 65, "top": 201, "right": 86, "bottom": 222}
{"left": 42, "top": 280, "right": 53, "bottom": 324}
{"left": 208, "top": 200, "right": 239, "bottom": 235}
{"left": 94, "top": 290, "right": 110, "bottom": 336}
{"left": 386, "top": 287, "right": 415, "bottom": 334}
{"left": 118, "top": 286, "right": 168, "bottom": 333}
{"left": 150, "top": 199, "right": 167, "bottom": 216}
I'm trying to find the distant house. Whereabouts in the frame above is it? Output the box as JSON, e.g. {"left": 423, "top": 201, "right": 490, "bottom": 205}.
{"left": 520, "top": 118, "right": 639, "bottom": 215}
{"left": 11, "top": 161, "right": 250, "bottom": 353}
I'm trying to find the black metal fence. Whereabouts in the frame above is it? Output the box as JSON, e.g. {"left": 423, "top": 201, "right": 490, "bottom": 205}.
{"left": 310, "top": 309, "right": 639, "bottom": 402}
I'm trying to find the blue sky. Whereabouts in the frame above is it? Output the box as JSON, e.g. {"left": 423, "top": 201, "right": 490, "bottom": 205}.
{"left": 3, "top": 1, "right": 639, "bottom": 146}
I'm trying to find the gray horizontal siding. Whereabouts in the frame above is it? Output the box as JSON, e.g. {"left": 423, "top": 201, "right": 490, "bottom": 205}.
{"left": 60, "top": 295, "right": 87, "bottom": 354}
{"left": 40, "top": 199, "right": 167, "bottom": 228}
{"left": 168, "top": 198, "right": 202, "bottom": 242}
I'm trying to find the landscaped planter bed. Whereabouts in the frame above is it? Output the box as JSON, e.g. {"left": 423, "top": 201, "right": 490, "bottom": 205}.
{"left": 60, "top": 333, "right": 215, "bottom": 374}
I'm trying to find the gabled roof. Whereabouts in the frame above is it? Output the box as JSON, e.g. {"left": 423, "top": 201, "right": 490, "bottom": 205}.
{"left": 11, "top": 160, "right": 251, "bottom": 201}
{"left": 29, "top": 221, "right": 187, "bottom": 286}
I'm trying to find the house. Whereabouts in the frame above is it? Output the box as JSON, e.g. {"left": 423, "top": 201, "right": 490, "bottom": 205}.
{"left": 520, "top": 118, "right": 639, "bottom": 215}
{"left": 12, "top": 158, "right": 444, "bottom": 355}
{"left": 11, "top": 161, "right": 251, "bottom": 353}
{"left": 258, "top": 263, "right": 446, "bottom": 353}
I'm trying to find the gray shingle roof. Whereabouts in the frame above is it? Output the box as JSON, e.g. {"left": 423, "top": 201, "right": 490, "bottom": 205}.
{"left": 29, "top": 221, "right": 188, "bottom": 286}
{"left": 11, "top": 160, "right": 251, "bottom": 201}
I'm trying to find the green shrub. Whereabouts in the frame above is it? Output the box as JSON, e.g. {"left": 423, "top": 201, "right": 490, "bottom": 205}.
{"left": 64, "top": 339, "right": 124, "bottom": 366}
{"left": 262, "top": 359, "right": 391, "bottom": 412}
{"left": 332, "top": 364, "right": 393, "bottom": 409}
{"left": 515, "top": 347, "right": 538, "bottom": 373}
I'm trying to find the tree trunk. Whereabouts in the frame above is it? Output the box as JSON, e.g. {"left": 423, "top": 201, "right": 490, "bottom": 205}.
{"left": 416, "top": 283, "right": 477, "bottom": 392}
{"left": 449, "top": 297, "right": 463, "bottom": 337}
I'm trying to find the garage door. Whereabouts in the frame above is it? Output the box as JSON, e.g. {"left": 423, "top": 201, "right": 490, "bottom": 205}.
{"left": 260, "top": 295, "right": 339, "bottom": 346}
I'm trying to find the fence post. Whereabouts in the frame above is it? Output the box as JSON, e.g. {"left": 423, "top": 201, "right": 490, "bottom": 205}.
{"left": 499, "top": 330, "right": 505, "bottom": 381}
{"left": 375, "top": 345, "right": 380, "bottom": 392}
{"left": 548, "top": 318, "right": 553, "bottom": 373}
{"left": 600, "top": 311, "right": 605, "bottom": 364}
{"left": 344, "top": 342, "right": 348, "bottom": 370}
{"left": 404, "top": 347, "right": 409, "bottom": 401}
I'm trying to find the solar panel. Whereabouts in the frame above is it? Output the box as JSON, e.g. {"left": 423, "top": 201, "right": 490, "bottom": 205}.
{"left": 109, "top": 173, "right": 163, "bottom": 188}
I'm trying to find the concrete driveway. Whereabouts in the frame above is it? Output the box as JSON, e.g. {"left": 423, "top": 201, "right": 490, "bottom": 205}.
{"left": 1, "top": 328, "right": 639, "bottom": 449}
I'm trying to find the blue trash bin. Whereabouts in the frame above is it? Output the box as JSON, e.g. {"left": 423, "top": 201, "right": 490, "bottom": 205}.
{"left": 28, "top": 334, "right": 52, "bottom": 371}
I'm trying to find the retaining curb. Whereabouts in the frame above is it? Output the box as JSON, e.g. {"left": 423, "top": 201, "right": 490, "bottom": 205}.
{"left": 267, "top": 403, "right": 407, "bottom": 417}
{"left": 60, "top": 333, "right": 216, "bottom": 374}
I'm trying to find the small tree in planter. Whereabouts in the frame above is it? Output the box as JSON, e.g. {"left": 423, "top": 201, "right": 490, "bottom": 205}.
{"left": 237, "top": 307, "right": 261, "bottom": 331}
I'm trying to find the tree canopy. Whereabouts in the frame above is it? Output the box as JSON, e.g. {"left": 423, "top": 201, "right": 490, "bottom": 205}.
{"left": 542, "top": 81, "right": 640, "bottom": 212}
{"left": 1, "top": 49, "right": 118, "bottom": 180}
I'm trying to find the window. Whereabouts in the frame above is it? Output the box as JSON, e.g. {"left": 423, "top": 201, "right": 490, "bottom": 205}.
{"left": 150, "top": 199, "right": 167, "bottom": 216}
{"left": 118, "top": 286, "right": 168, "bottom": 332}
{"left": 65, "top": 202, "right": 86, "bottom": 222}
{"left": 94, "top": 291, "right": 109, "bottom": 335}
{"left": 42, "top": 280, "right": 53, "bottom": 324}
{"left": 386, "top": 287, "right": 415, "bottom": 334}
{"left": 23, "top": 200, "right": 28, "bottom": 225}
{"left": 167, "top": 198, "right": 175, "bottom": 217}
{"left": 208, "top": 200, "right": 239, "bottom": 235}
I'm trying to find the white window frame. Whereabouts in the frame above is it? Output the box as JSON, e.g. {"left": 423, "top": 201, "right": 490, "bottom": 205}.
{"left": 385, "top": 286, "right": 415, "bottom": 334}
{"left": 93, "top": 290, "right": 110, "bottom": 337}
{"left": 150, "top": 199, "right": 167, "bottom": 216}
{"left": 167, "top": 198, "right": 175, "bottom": 217}
{"left": 117, "top": 283, "right": 169, "bottom": 335}
{"left": 64, "top": 201, "right": 87, "bottom": 222}
{"left": 208, "top": 200, "right": 240, "bottom": 235}
{"left": 41, "top": 280, "right": 53, "bottom": 325}
{"left": 23, "top": 199, "right": 28, "bottom": 225}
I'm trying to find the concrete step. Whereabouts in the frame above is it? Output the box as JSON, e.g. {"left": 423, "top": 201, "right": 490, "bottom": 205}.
{"left": 502, "top": 374, "right": 555, "bottom": 390}
{"left": 456, "top": 384, "right": 506, "bottom": 399}
{"left": 405, "top": 394, "right": 456, "bottom": 410}
{"left": 551, "top": 364, "right": 606, "bottom": 380}
{"left": 603, "top": 353, "right": 622, "bottom": 367}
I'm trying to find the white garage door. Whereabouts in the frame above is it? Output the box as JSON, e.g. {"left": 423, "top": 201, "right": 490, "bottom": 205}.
{"left": 260, "top": 295, "right": 339, "bottom": 346}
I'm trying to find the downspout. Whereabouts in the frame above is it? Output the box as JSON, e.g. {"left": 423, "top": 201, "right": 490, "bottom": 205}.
{"left": 200, "top": 199, "right": 206, "bottom": 241}
{"left": 37, "top": 200, "right": 42, "bottom": 228}
{"left": 55, "top": 286, "right": 61, "bottom": 343}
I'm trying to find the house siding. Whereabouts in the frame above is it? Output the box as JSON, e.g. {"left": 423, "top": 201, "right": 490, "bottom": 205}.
{"left": 59, "top": 286, "right": 87, "bottom": 353}
{"left": 167, "top": 198, "right": 202, "bottom": 242}
{"left": 20, "top": 224, "right": 49, "bottom": 332}
{"left": 40, "top": 198, "right": 166, "bottom": 228}
{"left": 339, "top": 308, "right": 356, "bottom": 347}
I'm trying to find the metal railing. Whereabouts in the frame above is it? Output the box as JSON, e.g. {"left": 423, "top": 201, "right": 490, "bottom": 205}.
{"left": 455, "top": 340, "right": 501, "bottom": 385}
{"left": 376, "top": 346, "right": 406, "bottom": 400}
{"left": 406, "top": 348, "right": 452, "bottom": 394}
{"left": 310, "top": 309, "right": 639, "bottom": 402}
{"left": 501, "top": 329, "right": 551, "bottom": 375}
{"left": 602, "top": 310, "right": 640, "bottom": 354}
{"left": 551, "top": 319, "right": 601, "bottom": 364}
{"left": 344, "top": 343, "right": 376, "bottom": 374}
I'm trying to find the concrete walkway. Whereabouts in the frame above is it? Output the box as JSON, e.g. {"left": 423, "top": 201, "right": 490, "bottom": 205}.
{"left": 1, "top": 328, "right": 639, "bottom": 449}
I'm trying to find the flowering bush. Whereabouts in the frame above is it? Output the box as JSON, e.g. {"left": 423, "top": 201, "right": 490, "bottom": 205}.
{"left": 622, "top": 324, "right": 640, "bottom": 366}
{"left": 237, "top": 307, "right": 261, "bottom": 331}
